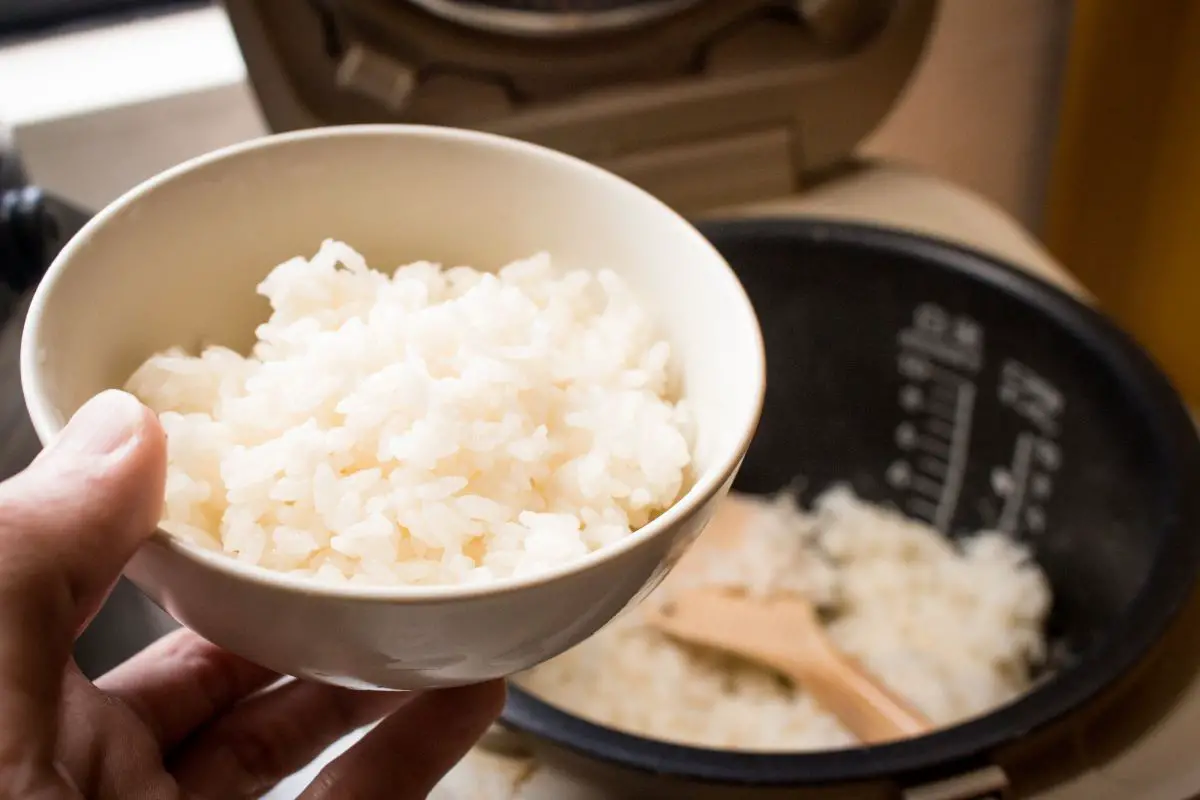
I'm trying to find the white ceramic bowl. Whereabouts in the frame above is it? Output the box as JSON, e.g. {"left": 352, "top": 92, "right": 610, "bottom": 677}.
{"left": 20, "top": 125, "right": 765, "bottom": 690}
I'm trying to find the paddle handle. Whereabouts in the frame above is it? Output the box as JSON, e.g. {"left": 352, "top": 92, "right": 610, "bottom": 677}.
{"left": 783, "top": 647, "right": 933, "bottom": 744}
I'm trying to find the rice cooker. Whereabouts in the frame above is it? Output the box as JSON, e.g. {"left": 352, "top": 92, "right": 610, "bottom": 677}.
{"left": 6, "top": 1, "right": 1200, "bottom": 798}
{"left": 217, "top": 3, "right": 1200, "bottom": 798}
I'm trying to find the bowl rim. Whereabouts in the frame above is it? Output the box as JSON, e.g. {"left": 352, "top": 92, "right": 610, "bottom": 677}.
{"left": 501, "top": 217, "right": 1200, "bottom": 786}
{"left": 19, "top": 123, "right": 767, "bottom": 604}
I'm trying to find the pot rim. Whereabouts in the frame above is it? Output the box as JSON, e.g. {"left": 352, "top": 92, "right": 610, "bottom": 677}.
{"left": 500, "top": 218, "right": 1200, "bottom": 786}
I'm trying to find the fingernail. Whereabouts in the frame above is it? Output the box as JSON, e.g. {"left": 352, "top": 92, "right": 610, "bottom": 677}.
{"left": 53, "top": 390, "right": 148, "bottom": 457}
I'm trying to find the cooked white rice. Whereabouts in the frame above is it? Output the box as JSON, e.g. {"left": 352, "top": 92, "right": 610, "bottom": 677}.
{"left": 515, "top": 486, "right": 1052, "bottom": 750}
{"left": 125, "top": 240, "right": 693, "bottom": 586}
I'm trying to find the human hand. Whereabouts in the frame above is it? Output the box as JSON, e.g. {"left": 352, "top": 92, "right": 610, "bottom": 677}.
{"left": 0, "top": 390, "right": 505, "bottom": 799}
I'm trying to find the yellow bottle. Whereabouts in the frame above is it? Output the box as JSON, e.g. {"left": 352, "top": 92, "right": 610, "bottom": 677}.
{"left": 1047, "top": 1, "right": 1200, "bottom": 405}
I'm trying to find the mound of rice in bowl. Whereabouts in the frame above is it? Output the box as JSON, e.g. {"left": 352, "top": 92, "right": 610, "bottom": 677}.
{"left": 125, "top": 240, "right": 694, "bottom": 586}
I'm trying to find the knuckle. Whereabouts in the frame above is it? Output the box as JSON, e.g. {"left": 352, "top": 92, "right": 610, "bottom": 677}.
{"left": 300, "top": 769, "right": 341, "bottom": 800}
{"left": 304, "top": 768, "right": 372, "bottom": 800}
{"left": 213, "top": 722, "right": 297, "bottom": 793}
{"left": 184, "top": 643, "right": 253, "bottom": 711}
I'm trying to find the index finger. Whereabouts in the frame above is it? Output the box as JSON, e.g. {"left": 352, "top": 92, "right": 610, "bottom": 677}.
{"left": 299, "top": 681, "right": 506, "bottom": 800}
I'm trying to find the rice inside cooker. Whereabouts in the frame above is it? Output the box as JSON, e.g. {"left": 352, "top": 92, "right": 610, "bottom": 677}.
{"left": 516, "top": 486, "right": 1052, "bottom": 750}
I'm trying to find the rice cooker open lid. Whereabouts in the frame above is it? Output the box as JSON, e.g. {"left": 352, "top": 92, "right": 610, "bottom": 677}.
{"left": 220, "top": 0, "right": 936, "bottom": 213}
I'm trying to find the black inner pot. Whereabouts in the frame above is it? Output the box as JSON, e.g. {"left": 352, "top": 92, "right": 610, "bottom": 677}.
{"left": 501, "top": 218, "right": 1200, "bottom": 787}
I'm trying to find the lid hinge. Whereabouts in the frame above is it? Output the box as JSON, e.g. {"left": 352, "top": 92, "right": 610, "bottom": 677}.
{"left": 335, "top": 41, "right": 419, "bottom": 114}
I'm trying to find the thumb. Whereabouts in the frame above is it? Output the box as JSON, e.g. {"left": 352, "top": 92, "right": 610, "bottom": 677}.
{"left": 0, "top": 390, "right": 165, "bottom": 751}
{"left": 3, "top": 389, "right": 167, "bottom": 632}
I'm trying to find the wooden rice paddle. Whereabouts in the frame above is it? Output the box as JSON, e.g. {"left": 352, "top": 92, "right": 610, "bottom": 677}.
{"left": 648, "top": 495, "right": 933, "bottom": 745}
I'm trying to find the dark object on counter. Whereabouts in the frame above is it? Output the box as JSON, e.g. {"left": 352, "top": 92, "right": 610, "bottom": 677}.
{"left": 500, "top": 218, "right": 1200, "bottom": 796}
{"left": 1, "top": 147, "right": 91, "bottom": 299}
{"left": 1, "top": 186, "right": 70, "bottom": 295}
